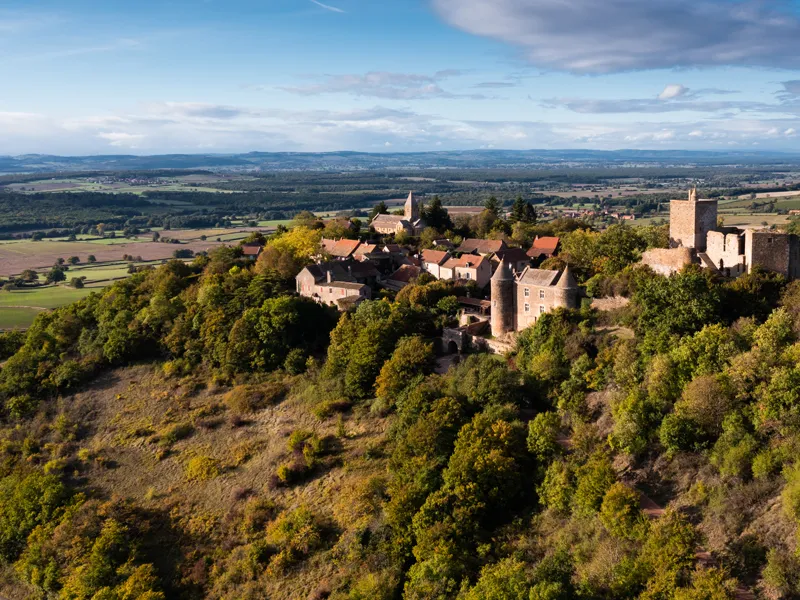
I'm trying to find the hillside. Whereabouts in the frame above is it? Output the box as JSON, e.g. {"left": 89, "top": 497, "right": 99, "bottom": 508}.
{"left": 2, "top": 221, "right": 800, "bottom": 599}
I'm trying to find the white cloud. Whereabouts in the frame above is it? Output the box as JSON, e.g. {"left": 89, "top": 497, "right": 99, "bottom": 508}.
{"left": 97, "top": 132, "right": 146, "bottom": 147}
{"left": 432, "top": 0, "right": 800, "bottom": 73}
{"left": 659, "top": 84, "right": 688, "bottom": 100}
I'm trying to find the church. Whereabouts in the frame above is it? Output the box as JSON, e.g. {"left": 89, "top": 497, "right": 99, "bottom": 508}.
{"left": 370, "top": 192, "right": 426, "bottom": 236}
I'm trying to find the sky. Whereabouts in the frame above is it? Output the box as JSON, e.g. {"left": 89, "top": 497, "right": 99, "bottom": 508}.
{"left": 3, "top": 0, "right": 800, "bottom": 154}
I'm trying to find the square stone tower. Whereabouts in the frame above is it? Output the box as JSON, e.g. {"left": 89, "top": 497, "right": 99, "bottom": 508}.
{"left": 669, "top": 188, "right": 718, "bottom": 252}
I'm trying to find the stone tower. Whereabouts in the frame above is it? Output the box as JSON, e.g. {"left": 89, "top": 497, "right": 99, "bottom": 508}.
{"left": 553, "top": 264, "right": 579, "bottom": 309}
{"left": 491, "top": 261, "right": 515, "bottom": 338}
{"left": 404, "top": 192, "right": 420, "bottom": 221}
{"left": 669, "top": 188, "right": 717, "bottom": 251}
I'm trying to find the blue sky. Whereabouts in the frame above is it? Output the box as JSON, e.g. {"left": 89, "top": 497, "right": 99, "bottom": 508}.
{"left": 3, "top": 0, "right": 800, "bottom": 154}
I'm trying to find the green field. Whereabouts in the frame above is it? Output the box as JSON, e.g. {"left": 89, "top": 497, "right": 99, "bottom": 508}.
{"left": 0, "top": 286, "right": 93, "bottom": 309}
{"left": 0, "top": 307, "right": 44, "bottom": 330}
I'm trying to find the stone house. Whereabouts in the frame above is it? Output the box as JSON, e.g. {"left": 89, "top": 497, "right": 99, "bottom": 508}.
{"left": 241, "top": 243, "right": 263, "bottom": 259}
{"left": 440, "top": 254, "right": 492, "bottom": 288}
{"left": 421, "top": 249, "right": 450, "bottom": 279}
{"left": 384, "top": 264, "right": 421, "bottom": 291}
{"left": 321, "top": 238, "right": 361, "bottom": 260}
{"left": 527, "top": 236, "right": 560, "bottom": 260}
{"left": 490, "top": 262, "right": 579, "bottom": 338}
{"left": 296, "top": 263, "right": 371, "bottom": 308}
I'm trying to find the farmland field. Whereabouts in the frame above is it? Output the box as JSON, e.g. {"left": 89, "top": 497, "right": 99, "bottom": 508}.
{"left": 0, "top": 285, "right": 93, "bottom": 309}
{"left": 0, "top": 307, "right": 44, "bottom": 330}
{"left": 0, "top": 239, "right": 224, "bottom": 276}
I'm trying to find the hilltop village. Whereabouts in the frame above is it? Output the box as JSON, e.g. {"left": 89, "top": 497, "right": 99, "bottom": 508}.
{"left": 287, "top": 190, "right": 799, "bottom": 351}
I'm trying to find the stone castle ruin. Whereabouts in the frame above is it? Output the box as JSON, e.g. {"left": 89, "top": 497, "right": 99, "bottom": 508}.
{"left": 642, "top": 189, "right": 800, "bottom": 279}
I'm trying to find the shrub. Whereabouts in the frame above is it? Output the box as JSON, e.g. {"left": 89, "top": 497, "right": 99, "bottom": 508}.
{"left": 600, "top": 482, "right": 642, "bottom": 539}
{"left": 527, "top": 411, "right": 562, "bottom": 462}
{"left": 224, "top": 383, "right": 285, "bottom": 414}
{"left": 573, "top": 452, "right": 616, "bottom": 515}
{"left": 264, "top": 506, "right": 325, "bottom": 574}
{"left": 159, "top": 422, "right": 194, "bottom": 446}
{"left": 185, "top": 456, "right": 220, "bottom": 481}
{"left": 283, "top": 349, "right": 307, "bottom": 375}
{"left": 463, "top": 557, "right": 531, "bottom": 600}
{"left": 659, "top": 413, "right": 707, "bottom": 456}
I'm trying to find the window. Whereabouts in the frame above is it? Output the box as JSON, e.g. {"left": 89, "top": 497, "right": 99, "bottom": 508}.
{"left": 464, "top": 272, "right": 471, "bottom": 280}
{"left": 539, "top": 290, "right": 545, "bottom": 299}
{"left": 524, "top": 288, "right": 530, "bottom": 297}
{"left": 539, "top": 305, "right": 546, "bottom": 314}
{"left": 524, "top": 303, "right": 530, "bottom": 313}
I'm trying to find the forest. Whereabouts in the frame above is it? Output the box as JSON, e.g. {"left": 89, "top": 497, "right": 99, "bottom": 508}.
{"left": 0, "top": 211, "right": 799, "bottom": 599}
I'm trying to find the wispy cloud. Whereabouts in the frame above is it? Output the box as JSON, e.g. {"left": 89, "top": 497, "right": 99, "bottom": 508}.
{"left": 310, "top": 0, "right": 345, "bottom": 13}
{"left": 280, "top": 70, "right": 489, "bottom": 100}
{"left": 8, "top": 38, "right": 141, "bottom": 63}
{"left": 433, "top": 0, "right": 800, "bottom": 73}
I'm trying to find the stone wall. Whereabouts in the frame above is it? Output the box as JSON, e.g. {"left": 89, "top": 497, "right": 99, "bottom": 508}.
{"left": 705, "top": 230, "right": 746, "bottom": 275}
{"left": 746, "top": 231, "right": 800, "bottom": 278}
{"left": 669, "top": 199, "right": 717, "bottom": 250}
{"left": 641, "top": 247, "right": 694, "bottom": 276}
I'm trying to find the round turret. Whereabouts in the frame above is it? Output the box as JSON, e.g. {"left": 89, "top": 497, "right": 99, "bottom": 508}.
{"left": 553, "top": 264, "right": 578, "bottom": 309}
{"left": 491, "top": 261, "right": 515, "bottom": 337}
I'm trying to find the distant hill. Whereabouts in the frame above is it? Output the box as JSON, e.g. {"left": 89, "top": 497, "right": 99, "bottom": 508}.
{"left": 3, "top": 148, "right": 800, "bottom": 174}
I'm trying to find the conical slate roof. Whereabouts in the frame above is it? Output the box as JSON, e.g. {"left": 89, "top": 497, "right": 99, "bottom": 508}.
{"left": 556, "top": 264, "right": 578, "bottom": 288}
{"left": 491, "top": 260, "right": 513, "bottom": 281}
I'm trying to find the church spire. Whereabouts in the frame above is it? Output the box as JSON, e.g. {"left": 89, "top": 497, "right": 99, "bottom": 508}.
{"left": 404, "top": 191, "right": 420, "bottom": 221}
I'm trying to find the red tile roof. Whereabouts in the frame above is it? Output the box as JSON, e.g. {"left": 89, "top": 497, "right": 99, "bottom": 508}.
{"left": 421, "top": 249, "right": 449, "bottom": 265}
{"left": 528, "top": 236, "right": 560, "bottom": 258}
{"left": 322, "top": 238, "right": 361, "bottom": 258}
{"left": 241, "top": 243, "right": 263, "bottom": 257}
{"left": 388, "top": 264, "right": 421, "bottom": 284}
{"left": 443, "top": 254, "right": 488, "bottom": 270}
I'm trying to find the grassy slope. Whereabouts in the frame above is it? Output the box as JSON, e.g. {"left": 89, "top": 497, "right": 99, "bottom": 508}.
{"left": 0, "top": 364, "right": 389, "bottom": 599}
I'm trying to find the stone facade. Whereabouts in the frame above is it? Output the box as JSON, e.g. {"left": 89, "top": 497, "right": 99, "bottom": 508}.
{"left": 491, "top": 264, "right": 579, "bottom": 338}
{"left": 705, "top": 230, "right": 747, "bottom": 277}
{"left": 669, "top": 188, "right": 718, "bottom": 251}
{"left": 746, "top": 230, "right": 800, "bottom": 280}
{"left": 296, "top": 262, "right": 373, "bottom": 309}
{"left": 641, "top": 247, "right": 694, "bottom": 276}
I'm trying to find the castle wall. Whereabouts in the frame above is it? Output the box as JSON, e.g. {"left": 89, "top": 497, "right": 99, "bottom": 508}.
{"left": 490, "top": 278, "right": 515, "bottom": 337}
{"left": 694, "top": 201, "right": 718, "bottom": 251}
{"left": 641, "top": 247, "right": 693, "bottom": 276}
{"left": 745, "top": 231, "right": 800, "bottom": 279}
{"left": 515, "top": 283, "right": 557, "bottom": 331}
{"left": 669, "top": 199, "right": 717, "bottom": 251}
{"left": 705, "top": 231, "right": 746, "bottom": 276}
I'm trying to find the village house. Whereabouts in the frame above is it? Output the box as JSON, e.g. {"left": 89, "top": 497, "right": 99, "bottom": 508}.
{"left": 295, "top": 262, "right": 372, "bottom": 308}
{"left": 241, "top": 243, "right": 264, "bottom": 259}
{"left": 420, "top": 249, "right": 450, "bottom": 279}
{"left": 457, "top": 238, "right": 507, "bottom": 257}
{"left": 321, "top": 238, "right": 361, "bottom": 260}
{"left": 432, "top": 239, "right": 455, "bottom": 250}
{"left": 440, "top": 254, "right": 492, "bottom": 288}
{"left": 527, "top": 236, "right": 560, "bottom": 260}
{"left": 384, "top": 264, "right": 421, "bottom": 291}
{"left": 370, "top": 192, "right": 426, "bottom": 235}
{"left": 493, "top": 247, "right": 531, "bottom": 274}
